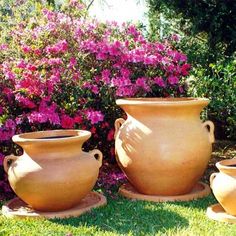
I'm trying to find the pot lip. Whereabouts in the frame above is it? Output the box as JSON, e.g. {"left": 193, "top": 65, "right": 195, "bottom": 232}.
{"left": 216, "top": 159, "right": 236, "bottom": 170}
{"left": 116, "top": 97, "right": 209, "bottom": 106}
{"left": 12, "top": 129, "right": 91, "bottom": 143}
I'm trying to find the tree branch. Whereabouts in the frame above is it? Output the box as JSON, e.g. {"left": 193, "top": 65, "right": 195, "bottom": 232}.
{"left": 86, "top": 0, "right": 95, "bottom": 10}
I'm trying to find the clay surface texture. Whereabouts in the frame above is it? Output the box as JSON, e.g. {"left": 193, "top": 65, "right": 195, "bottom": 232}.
{"left": 210, "top": 159, "right": 236, "bottom": 216}
{"left": 2, "top": 192, "right": 107, "bottom": 219}
{"left": 115, "top": 98, "right": 214, "bottom": 196}
{"left": 4, "top": 130, "right": 103, "bottom": 211}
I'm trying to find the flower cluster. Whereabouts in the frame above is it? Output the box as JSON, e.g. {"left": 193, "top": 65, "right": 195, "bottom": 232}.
{"left": 0, "top": 1, "right": 190, "bottom": 197}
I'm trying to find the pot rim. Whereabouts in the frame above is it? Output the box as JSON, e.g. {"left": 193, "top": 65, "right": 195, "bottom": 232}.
{"left": 12, "top": 129, "right": 91, "bottom": 143}
{"left": 216, "top": 159, "right": 236, "bottom": 170}
{"left": 116, "top": 97, "right": 209, "bottom": 106}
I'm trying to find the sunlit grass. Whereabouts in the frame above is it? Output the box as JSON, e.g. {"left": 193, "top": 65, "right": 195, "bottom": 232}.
{"left": 1, "top": 193, "right": 236, "bottom": 236}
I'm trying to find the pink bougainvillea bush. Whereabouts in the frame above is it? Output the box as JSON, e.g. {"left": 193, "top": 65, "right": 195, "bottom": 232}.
{"left": 0, "top": 1, "right": 190, "bottom": 197}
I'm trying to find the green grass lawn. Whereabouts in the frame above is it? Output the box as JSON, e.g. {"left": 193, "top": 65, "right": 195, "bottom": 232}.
{"left": 1, "top": 193, "right": 236, "bottom": 236}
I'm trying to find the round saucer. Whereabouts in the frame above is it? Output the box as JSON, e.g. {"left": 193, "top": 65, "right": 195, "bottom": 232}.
{"left": 2, "top": 192, "right": 107, "bottom": 219}
{"left": 119, "top": 181, "right": 210, "bottom": 202}
{"left": 207, "top": 204, "right": 236, "bottom": 224}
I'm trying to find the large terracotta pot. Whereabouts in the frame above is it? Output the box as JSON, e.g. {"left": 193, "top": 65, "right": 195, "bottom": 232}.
{"left": 210, "top": 159, "right": 236, "bottom": 215}
{"left": 3, "top": 130, "right": 103, "bottom": 212}
{"left": 115, "top": 98, "right": 214, "bottom": 196}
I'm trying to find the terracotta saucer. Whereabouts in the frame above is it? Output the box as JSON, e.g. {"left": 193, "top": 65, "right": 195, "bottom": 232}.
{"left": 207, "top": 204, "right": 236, "bottom": 224}
{"left": 2, "top": 192, "right": 106, "bottom": 219}
{"left": 119, "top": 181, "right": 210, "bottom": 202}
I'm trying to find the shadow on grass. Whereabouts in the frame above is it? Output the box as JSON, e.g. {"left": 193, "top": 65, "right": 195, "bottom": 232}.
{"left": 50, "top": 196, "right": 189, "bottom": 235}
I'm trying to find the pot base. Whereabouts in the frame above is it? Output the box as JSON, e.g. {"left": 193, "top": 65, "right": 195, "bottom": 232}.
{"left": 2, "top": 192, "right": 106, "bottom": 219}
{"left": 119, "top": 182, "right": 210, "bottom": 202}
{"left": 207, "top": 204, "right": 236, "bottom": 224}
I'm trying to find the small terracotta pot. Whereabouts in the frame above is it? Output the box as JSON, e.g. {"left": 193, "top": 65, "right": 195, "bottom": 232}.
{"left": 4, "top": 130, "right": 103, "bottom": 212}
{"left": 210, "top": 159, "right": 236, "bottom": 216}
{"left": 115, "top": 98, "right": 214, "bottom": 196}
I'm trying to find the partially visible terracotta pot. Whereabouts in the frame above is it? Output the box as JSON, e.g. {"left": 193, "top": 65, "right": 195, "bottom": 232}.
{"left": 115, "top": 98, "right": 214, "bottom": 196}
{"left": 3, "top": 130, "right": 103, "bottom": 212}
{"left": 210, "top": 159, "right": 236, "bottom": 216}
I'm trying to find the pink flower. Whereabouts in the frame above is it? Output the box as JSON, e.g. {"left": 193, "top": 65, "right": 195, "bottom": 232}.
{"left": 91, "top": 85, "right": 99, "bottom": 94}
{"left": 116, "top": 85, "right": 135, "bottom": 97}
{"left": 127, "top": 25, "right": 139, "bottom": 38}
{"left": 15, "top": 117, "right": 23, "bottom": 125}
{"left": 42, "top": 8, "right": 55, "bottom": 20}
{"left": 0, "top": 44, "right": 8, "bottom": 50}
{"left": 179, "top": 86, "right": 184, "bottom": 93}
{"left": 108, "top": 41, "right": 121, "bottom": 56}
{"left": 72, "top": 72, "right": 81, "bottom": 81}
{"left": 15, "top": 95, "right": 36, "bottom": 109}
{"left": 21, "top": 45, "right": 31, "bottom": 53}
{"left": 0, "top": 129, "right": 14, "bottom": 141}
{"left": 168, "top": 50, "right": 187, "bottom": 62}
{"left": 111, "top": 77, "right": 131, "bottom": 87}
{"left": 17, "top": 60, "right": 27, "bottom": 69}
{"left": 57, "top": 40, "right": 68, "bottom": 52}
{"left": 154, "top": 77, "right": 166, "bottom": 88}
{"left": 82, "top": 82, "right": 92, "bottom": 89}
{"left": 107, "top": 129, "right": 115, "bottom": 141}
{"left": 96, "top": 53, "right": 107, "bottom": 60}
{"left": 74, "top": 115, "right": 83, "bottom": 124}
{"left": 171, "top": 34, "right": 180, "bottom": 42}
{"left": 61, "top": 115, "right": 75, "bottom": 129}
{"left": 28, "top": 112, "right": 47, "bottom": 123}
{"left": 69, "top": 57, "right": 77, "bottom": 67}
{"left": 168, "top": 76, "right": 179, "bottom": 85}
{"left": 4, "top": 119, "right": 16, "bottom": 130}
{"left": 50, "top": 74, "right": 61, "bottom": 83}
{"left": 166, "top": 65, "right": 175, "bottom": 73}
{"left": 27, "top": 101, "right": 60, "bottom": 125}
{"left": 86, "top": 110, "right": 104, "bottom": 124}
{"left": 144, "top": 55, "right": 157, "bottom": 65}
{"left": 3, "top": 88, "right": 14, "bottom": 100}
{"left": 48, "top": 58, "right": 63, "bottom": 66}
{"left": 69, "top": 0, "right": 85, "bottom": 9}
{"left": 34, "top": 49, "right": 42, "bottom": 56}
{"left": 26, "top": 64, "right": 37, "bottom": 71}
{"left": 181, "top": 64, "right": 191, "bottom": 76}
{"left": 136, "top": 77, "right": 151, "bottom": 92}
{"left": 5, "top": 71, "right": 15, "bottom": 80}
{"left": 120, "top": 68, "right": 130, "bottom": 77}
{"left": 15, "top": 76, "right": 43, "bottom": 96}
{"left": 45, "top": 40, "right": 68, "bottom": 54}
{"left": 101, "top": 69, "right": 111, "bottom": 84}
{"left": 90, "top": 126, "right": 96, "bottom": 134}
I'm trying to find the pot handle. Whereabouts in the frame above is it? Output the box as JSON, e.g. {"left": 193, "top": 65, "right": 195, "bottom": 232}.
{"left": 202, "top": 120, "right": 215, "bottom": 143}
{"left": 210, "top": 172, "right": 218, "bottom": 188}
{"left": 114, "top": 118, "right": 125, "bottom": 139}
{"left": 90, "top": 149, "right": 103, "bottom": 167}
{"left": 3, "top": 155, "right": 19, "bottom": 173}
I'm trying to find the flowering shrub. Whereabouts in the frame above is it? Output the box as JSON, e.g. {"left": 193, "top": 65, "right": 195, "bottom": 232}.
{"left": 0, "top": 1, "right": 190, "bottom": 197}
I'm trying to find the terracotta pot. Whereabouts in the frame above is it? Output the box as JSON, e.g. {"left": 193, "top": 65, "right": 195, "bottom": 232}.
{"left": 210, "top": 159, "right": 236, "bottom": 216}
{"left": 115, "top": 98, "right": 214, "bottom": 196}
{"left": 3, "top": 130, "right": 103, "bottom": 212}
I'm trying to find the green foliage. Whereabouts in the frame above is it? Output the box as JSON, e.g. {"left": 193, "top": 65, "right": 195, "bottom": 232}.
{"left": 148, "top": 3, "right": 212, "bottom": 67}
{"left": 148, "top": 0, "right": 236, "bottom": 57}
{"left": 189, "top": 59, "right": 236, "bottom": 140}
{"left": 148, "top": 0, "right": 236, "bottom": 140}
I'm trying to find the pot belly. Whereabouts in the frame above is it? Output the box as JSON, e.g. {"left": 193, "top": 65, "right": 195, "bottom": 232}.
{"left": 8, "top": 157, "right": 99, "bottom": 211}
{"left": 211, "top": 174, "right": 236, "bottom": 215}
{"left": 116, "top": 121, "right": 212, "bottom": 195}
